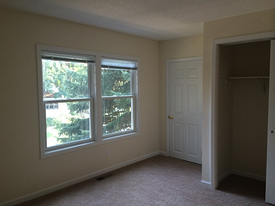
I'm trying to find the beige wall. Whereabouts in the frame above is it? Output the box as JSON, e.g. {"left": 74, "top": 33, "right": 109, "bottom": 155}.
{"left": 203, "top": 9, "right": 275, "bottom": 183}
{"left": 159, "top": 36, "right": 203, "bottom": 152}
{"left": 0, "top": 8, "right": 159, "bottom": 204}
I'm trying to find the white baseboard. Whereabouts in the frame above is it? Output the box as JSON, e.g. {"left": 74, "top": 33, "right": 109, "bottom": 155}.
{"left": 218, "top": 169, "right": 266, "bottom": 183}
{"left": 202, "top": 169, "right": 266, "bottom": 191}
{"left": 0, "top": 151, "right": 161, "bottom": 206}
{"left": 201, "top": 180, "right": 211, "bottom": 188}
{"left": 232, "top": 170, "right": 266, "bottom": 182}
{"left": 159, "top": 151, "right": 168, "bottom": 156}
{"left": 218, "top": 170, "right": 233, "bottom": 182}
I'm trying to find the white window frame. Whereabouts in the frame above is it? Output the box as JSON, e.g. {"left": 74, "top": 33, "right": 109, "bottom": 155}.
{"left": 37, "top": 45, "right": 139, "bottom": 158}
{"left": 100, "top": 57, "right": 138, "bottom": 139}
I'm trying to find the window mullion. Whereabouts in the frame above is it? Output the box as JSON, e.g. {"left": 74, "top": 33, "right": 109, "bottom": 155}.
{"left": 88, "top": 63, "right": 94, "bottom": 141}
{"left": 43, "top": 98, "right": 90, "bottom": 103}
{"left": 132, "top": 96, "right": 136, "bottom": 131}
{"left": 130, "top": 70, "right": 133, "bottom": 95}
{"left": 102, "top": 95, "right": 134, "bottom": 100}
{"left": 96, "top": 55, "right": 103, "bottom": 142}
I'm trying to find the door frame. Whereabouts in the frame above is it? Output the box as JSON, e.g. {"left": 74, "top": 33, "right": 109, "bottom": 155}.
{"left": 166, "top": 56, "right": 203, "bottom": 157}
{"left": 210, "top": 31, "right": 275, "bottom": 189}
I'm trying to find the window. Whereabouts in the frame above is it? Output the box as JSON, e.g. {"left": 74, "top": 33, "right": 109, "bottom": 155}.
{"left": 37, "top": 45, "right": 138, "bottom": 157}
{"left": 101, "top": 58, "right": 138, "bottom": 138}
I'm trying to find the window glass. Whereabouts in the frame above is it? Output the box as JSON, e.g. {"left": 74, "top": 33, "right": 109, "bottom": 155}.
{"left": 45, "top": 102, "right": 91, "bottom": 148}
{"left": 46, "top": 103, "right": 59, "bottom": 110}
{"left": 102, "top": 98, "right": 132, "bottom": 134}
{"left": 42, "top": 60, "right": 89, "bottom": 99}
{"left": 101, "top": 68, "right": 131, "bottom": 96}
{"left": 41, "top": 54, "right": 93, "bottom": 150}
{"left": 101, "top": 58, "right": 137, "bottom": 137}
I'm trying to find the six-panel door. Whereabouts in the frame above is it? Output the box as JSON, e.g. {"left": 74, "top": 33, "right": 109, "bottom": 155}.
{"left": 168, "top": 58, "right": 202, "bottom": 164}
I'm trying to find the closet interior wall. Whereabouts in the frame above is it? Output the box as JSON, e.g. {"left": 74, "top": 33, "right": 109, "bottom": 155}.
{"left": 218, "top": 41, "right": 270, "bottom": 181}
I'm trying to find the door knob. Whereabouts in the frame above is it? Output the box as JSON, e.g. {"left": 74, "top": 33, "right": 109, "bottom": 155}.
{"left": 168, "top": 115, "right": 174, "bottom": 119}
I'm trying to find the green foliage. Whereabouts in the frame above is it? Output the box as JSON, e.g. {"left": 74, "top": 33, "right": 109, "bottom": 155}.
{"left": 101, "top": 69, "right": 131, "bottom": 96}
{"left": 101, "top": 68, "right": 132, "bottom": 134}
{"left": 46, "top": 117, "right": 55, "bottom": 127}
{"left": 103, "top": 109, "right": 131, "bottom": 134}
{"left": 43, "top": 60, "right": 133, "bottom": 145}
{"left": 43, "top": 60, "right": 90, "bottom": 144}
{"left": 55, "top": 118, "right": 90, "bottom": 143}
{"left": 43, "top": 60, "right": 88, "bottom": 99}
{"left": 67, "top": 101, "right": 89, "bottom": 114}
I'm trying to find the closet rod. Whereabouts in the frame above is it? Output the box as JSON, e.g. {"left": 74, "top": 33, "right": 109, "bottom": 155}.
{"left": 225, "top": 76, "right": 269, "bottom": 94}
{"left": 226, "top": 76, "right": 269, "bottom": 80}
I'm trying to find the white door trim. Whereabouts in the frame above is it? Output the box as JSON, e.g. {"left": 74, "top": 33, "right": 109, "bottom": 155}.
{"left": 265, "top": 40, "right": 275, "bottom": 204}
{"left": 210, "top": 31, "right": 275, "bottom": 189}
{"left": 166, "top": 56, "right": 203, "bottom": 158}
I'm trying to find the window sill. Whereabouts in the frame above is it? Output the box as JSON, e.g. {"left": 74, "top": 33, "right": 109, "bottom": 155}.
{"left": 42, "top": 141, "right": 95, "bottom": 159}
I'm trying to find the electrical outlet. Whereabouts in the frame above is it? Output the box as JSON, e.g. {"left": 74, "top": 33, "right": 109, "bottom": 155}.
{"left": 105, "top": 149, "right": 110, "bottom": 157}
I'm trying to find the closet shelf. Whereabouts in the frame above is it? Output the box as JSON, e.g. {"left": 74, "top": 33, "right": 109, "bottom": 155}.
{"left": 226, "top": 76, "right": 269, "bottom": 80}
{"left": 225, "top": 76, "right": 269, "bottom": 94}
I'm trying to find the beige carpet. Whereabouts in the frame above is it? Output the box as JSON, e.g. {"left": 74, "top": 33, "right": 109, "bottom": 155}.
{"left": 17, "top": 155, "right": 270, "bottom": 206}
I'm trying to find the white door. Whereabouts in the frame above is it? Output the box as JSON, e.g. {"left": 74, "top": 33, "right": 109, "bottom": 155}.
{"left": 168, "top": 58, "right": 202, "bottom": 164}
{"left": 266, "top": 40, "right": 275, "bottom": 205}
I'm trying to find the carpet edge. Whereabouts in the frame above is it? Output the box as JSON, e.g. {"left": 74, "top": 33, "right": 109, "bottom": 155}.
{"left": 1, "top": 151, "right": 161, "bottom": 206}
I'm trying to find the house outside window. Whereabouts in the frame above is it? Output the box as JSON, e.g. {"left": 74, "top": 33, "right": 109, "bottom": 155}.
{"left": 45, "top": 103, "right": 59, "bottom": 110}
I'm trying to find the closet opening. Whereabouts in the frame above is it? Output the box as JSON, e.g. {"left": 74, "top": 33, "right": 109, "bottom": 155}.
{"left": 216, "top": 40, "right": 270, "bottom": 200}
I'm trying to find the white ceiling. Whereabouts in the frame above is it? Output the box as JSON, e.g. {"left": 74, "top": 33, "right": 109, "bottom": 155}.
{"left": 1, "top": 0, "right": 275, "bottom": 41}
